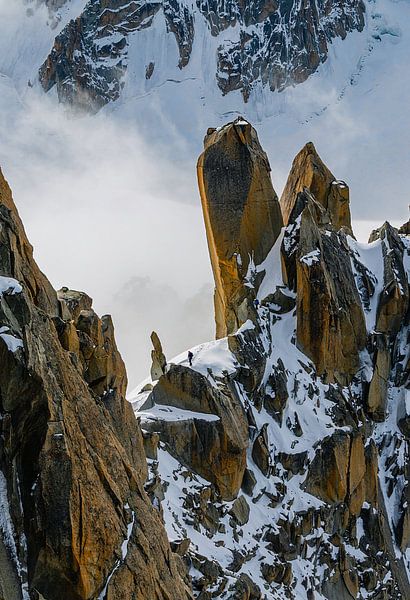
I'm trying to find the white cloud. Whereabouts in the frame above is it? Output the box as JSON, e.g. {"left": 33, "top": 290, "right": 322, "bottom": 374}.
{"left": 0, "top": 0, "right": 409, "bottom": 389}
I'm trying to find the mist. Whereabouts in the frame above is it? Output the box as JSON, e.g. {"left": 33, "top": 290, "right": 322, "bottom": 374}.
{"left": 0, "top": 0, "right": 409, "bottom": 389}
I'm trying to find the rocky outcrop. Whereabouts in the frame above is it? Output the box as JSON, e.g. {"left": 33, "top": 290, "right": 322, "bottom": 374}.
{"left": 150, "top": 330, "right": 167, "bottom": 381}
{"left": 372, "top": 222, "right": 409, "bottom": 335}
{"left": 38, "top": 0, "right": 366, "bottom": 110}
{"left": 280, "top": 142, "right": 353, "bottom": 234}
{"left": 281, "top": 187, "right": 366, "bottom": 382}
{"left": 399, "top": 218, "right": 410, "bottom": 235}
{"left": 0, "top": 168, "right": 192, "bottom": 599}
{"left": 141, "top": 364, "right": 249, "bottom": 500}
{"left": 197, "top": 118, "right": 283, "bottom": 337}
{"left": 366, "top": 334, "right": 391, "bottom": 421}
{"left": 132, "top": 120, "right": 410, "bottom": 599}
{"left": 56, "top": 287, "right": 128, "bottom": 397}
{"left": 305, "top": 431, "right": 370, "bottom": 516}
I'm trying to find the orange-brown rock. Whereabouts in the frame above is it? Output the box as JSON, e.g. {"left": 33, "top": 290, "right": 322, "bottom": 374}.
{"left": 305, "top": 431, "right": 366, "bottom": 515}
{"left": 197, "top": 118, "right": 283, "bottom": 338}
{"left": 55, "top": 288, "right": 128, "bottom": 397}
{"left": 143, "top": 364, "right": 249, "bottom": 500}
{"left": 0, "top": 167, "right": 192, "bottom": 599}
{"left": 348, "top": 434, "right": 366, "bottom": 516}
{"left": 364, "top": 440, "right": 379, "bottom": 507}
{"left": 280, "top": 142, "right": 353, "bottom": 234}
{"left": 0, "top": 167, "right": 59, "bottom": 316}
{"left": 305, "top": 432, "right": 351, "bottom": 503}
{"left": 371, "top": 222, "right": 409, "bottom": 336}
{"left": 292, "top": 195, "right": 366, "bottom": 381}
{"left": 367, "top": 342, "right": 391, "bottom": 422}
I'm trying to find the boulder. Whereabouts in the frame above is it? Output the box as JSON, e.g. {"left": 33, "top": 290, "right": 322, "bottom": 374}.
{"left": 241, "top": 468, "right": 257, "bottom": 496}
{"left": 229, "top": 496, "right": 250, "bottom": 526}
{"left": 197, "top": 118, "right": 283, "bottom": 338}
{"left": 252, "top": 424, "right": 271, "bottom": 477}
{"left": 150, "top": 330, "right": 167, "bottom": 381}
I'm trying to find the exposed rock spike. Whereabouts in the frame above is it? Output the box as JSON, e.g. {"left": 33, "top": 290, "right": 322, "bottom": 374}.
{"left": 131, "top": 120, "right": 410, "bottom": 599}
{"left": 374, "top": 222, "right": 409, "bottom": 335}
{"left": 197, "top": 117, "right": 283, "bottom": 338}
{"left": 150, "top": 330, "right": 167, "bottom": 381}
{"left": 280, "top": 142, "right": 353, "bottom": 234}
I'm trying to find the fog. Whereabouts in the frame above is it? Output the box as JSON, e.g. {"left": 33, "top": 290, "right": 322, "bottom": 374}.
{"left": 0, "top": 0, "right": 409, "bottom": 389}
{"left": 0, "top": 88, "right": 216, "bottom": 389}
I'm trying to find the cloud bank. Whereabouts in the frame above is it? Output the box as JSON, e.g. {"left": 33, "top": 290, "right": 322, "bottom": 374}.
{"left": 0, "top": 0, "right": 409, "bottom": 388}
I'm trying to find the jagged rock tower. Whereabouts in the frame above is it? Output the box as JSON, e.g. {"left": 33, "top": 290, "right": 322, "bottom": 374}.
{"left": 133, "top": 119, "right": 410, "bottom": 599}
{"left": 197, "top": 119, "right": 283, "bottom": 338}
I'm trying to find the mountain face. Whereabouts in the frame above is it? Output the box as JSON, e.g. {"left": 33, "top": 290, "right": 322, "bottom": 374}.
{"left": 0, "top": 169, "right": 191, "bottom": 599}
{"left": 38, "top": 0, "right": 366, "bottom": 111}
{"left": 131, "top": 119, "right": 410, "bottom": 599}
{"left": 0, "top": 108, "right": 409, "bottom": 599}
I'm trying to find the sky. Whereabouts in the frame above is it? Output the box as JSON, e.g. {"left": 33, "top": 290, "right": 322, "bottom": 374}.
{"left": 0, "top": 0, "right": 409, "bottom": 389}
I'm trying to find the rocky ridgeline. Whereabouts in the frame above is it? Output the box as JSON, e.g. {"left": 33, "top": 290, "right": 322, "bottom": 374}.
{"left": 132, "top": 119, "right": 410, "bottom": 599}
{"left": 37, "top": 0, "right": 365, "bottom": 111}
{"left": 0, "top": 170, "right": 192, "bottom": 599}
{"left": 1, "top": 116, "right": 409, "bottom": 600}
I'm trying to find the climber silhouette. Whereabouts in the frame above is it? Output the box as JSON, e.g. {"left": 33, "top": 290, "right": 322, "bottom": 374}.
{"left": 188, "top": 350, "right": 193, "bottom": 366}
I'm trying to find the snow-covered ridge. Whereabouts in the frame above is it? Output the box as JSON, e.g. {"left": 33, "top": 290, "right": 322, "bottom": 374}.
{"left": 36, "top": 0, "right": 366, "bottom": 111}
{"left": 132, "top": 216, "right": 410, "bottom": 597}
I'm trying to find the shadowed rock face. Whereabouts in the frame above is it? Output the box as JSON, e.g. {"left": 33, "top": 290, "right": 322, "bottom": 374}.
{"left": 197, "top": 118, "right": 283, "bottom": 338}
{"left": 0, "top": 169, "right": 192, "bottom": 599}
{"left": 294, "top": 195, "right": 366, "bottom": 382}
{"left": 373, "top": 222, "right": 409, "bottom": 336}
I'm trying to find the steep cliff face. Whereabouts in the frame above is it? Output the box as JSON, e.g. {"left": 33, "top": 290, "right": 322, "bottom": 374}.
{"left": 37, "top": 0, "right": 366, "bottom": 111}
{"left": 0, "top": 169, "right": 191, "bottom": 599}
{"left": 197, "top": 118, "right": 283, "bottom": 338}
{"left": 132, "top": 120, "right": 410, "bottom": 599}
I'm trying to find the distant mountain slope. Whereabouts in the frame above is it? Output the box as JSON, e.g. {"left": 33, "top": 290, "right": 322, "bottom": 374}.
{"left": 38, "top": 0, "right": 366, "bottom": 111}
